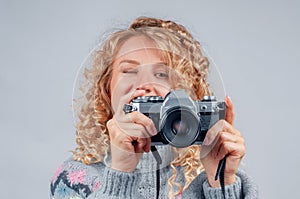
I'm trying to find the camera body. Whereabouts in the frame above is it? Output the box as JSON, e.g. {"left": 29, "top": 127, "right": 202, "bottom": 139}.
{"left": 123, "top": 90, "right": 226, "bottom": 148}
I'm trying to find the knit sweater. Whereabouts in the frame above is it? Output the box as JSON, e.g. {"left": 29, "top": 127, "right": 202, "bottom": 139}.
{"left": 50, "top": 147, "right": 258, "bottom": 199}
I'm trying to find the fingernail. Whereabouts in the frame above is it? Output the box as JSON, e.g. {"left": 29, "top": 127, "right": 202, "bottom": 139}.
{"left": 227, "top": 95, "right": 232, "bottom": 102}
{"left": 225, "top": 95, "right": 231, "bottom": 106}
{"left": 225, "top": 95, "right": 229, "bottom": 101}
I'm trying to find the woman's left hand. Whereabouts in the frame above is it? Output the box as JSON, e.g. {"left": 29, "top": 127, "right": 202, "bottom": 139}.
{"left": 201, "top": 96, "right": 246, "bottom": 187}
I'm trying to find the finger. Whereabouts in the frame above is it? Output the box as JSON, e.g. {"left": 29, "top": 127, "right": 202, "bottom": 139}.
{"left": 211, "top": 131, "right": 245, "bottom": 159}
{"left": 115, "top": 89, "right": 146, "bottom": 116}
{"left": 109, "top": 133, "right": 136, "bottom": 153}
{"left": 107, "top": 119, "right": 140, "bottom": 145}
{"left": 108, "top": 118, "right": 140, "bottom": 139}
{"left": 115, "top": 111, "right": 157, "bottom": 137}
{"left": 143, "top": 138, "right": 151, "bottom": 153}
{"left": 203, "top": 120, "right": 241, "bottom": 146}
{"left": 127, "top": 111, "right": 157, "bottom": 136}
{"left": 225, "top": 96, "right": 235, "bottom": 126}
{"left": 108, "top": 118, "right": 151, "bottom": 155}
{"left": 203, "top": 120, "right": 225, "bottom": 146}
{"left": 218, "top": 131, "right": 243, "bottom": 144}
{"left": 117, "top": 121, "right": 153, "bottom": 138}
{"left": 135, "top": 137, "right": 147, "bottom": 153}
{"left": 215, "top": 141, "right": 246, "bottom": 161}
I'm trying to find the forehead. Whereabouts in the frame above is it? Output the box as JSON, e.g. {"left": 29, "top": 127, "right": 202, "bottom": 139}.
{"left": 117, "top": 36, "right": 157, "bottom": 56}
{"left": 114, "top": 36, "right": 165, "bottom": 63}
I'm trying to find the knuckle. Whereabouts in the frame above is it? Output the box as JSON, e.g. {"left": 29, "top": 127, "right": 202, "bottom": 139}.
{"left": 219, "top": 131, "right": 226, "bottom": 141}
{"left": 223, "top": 142, "right": 230, "bottom": 149}
{"left": 144, "top": 118, "right": 154, "bottom": 131}
{"left": 223, "top": 120, "right": 231, "bottom": 128}
{"left": 144, "top": 119, "right": 152, "bottom": 128}
{"left": 218, "top": 119, "right": 228, "bottom": 130}
{"left": 220, "top": 119, "right": 227, "bottom": 126}
{"left": 128, "top": 112, "right": 137, "bottom": 121}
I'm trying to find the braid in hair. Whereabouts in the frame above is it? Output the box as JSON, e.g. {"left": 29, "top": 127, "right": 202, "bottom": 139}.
{"left": 129, "top": 17, "right": 193, "bottom": 38}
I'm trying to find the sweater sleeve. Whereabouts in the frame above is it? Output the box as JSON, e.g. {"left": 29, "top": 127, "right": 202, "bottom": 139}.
{"left": 201, "top": 170, "right": 258, "bottom": 199}
{"left": 202, "top": 175, "right": 242, "bottom": 199}
{"left": 87, "top": 167, "right": 141, "bottom": 199}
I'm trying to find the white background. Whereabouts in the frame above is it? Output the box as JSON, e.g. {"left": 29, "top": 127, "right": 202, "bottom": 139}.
{"left": 1, "top": 0, "right": 299, "bottom": 198}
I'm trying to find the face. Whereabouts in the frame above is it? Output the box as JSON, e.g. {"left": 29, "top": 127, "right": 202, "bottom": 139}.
{"left": 110, "top": 36, "right": 172, "bottom": 112}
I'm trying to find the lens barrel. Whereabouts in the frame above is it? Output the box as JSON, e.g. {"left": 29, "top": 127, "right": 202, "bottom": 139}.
{"left": 160, "top": 107, "right": 200, "bottom": 148}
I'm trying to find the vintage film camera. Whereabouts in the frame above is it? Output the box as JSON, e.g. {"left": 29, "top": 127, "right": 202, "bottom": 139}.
{"left": 123, "top": 90, "right": 226, "bottom": 148}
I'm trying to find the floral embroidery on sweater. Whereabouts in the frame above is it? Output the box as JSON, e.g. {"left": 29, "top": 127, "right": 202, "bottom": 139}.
{"left": 68, "top": 170, "right": 86, "bottom": 185}
{"left": 50, "top": 170, "right": 92, "bottom": 198}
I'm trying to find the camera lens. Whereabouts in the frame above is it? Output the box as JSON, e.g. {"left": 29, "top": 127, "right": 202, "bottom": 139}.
{"left": 171, "top": 118, "right": 189, "bottom": 135}
{"left": 160, "top": 107, "right": 200, "bottom": 148}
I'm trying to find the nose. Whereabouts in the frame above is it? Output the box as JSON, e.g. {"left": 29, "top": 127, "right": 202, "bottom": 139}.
{"left": 135, "top": 68, "right": 156, "bottom": 94}
{"left": 136, "top": 82, "right": 155, "bottom": 93}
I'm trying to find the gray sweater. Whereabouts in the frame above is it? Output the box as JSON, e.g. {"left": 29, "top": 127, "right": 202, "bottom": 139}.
{"left": 50, "top": 147, "right": 258, "bottom": 199}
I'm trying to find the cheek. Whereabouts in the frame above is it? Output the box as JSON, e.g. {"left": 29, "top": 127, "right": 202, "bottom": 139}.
{"left": 110, "top": 76, "right": 134, "bottom": 112}
{"left": 155, "top": 85, "right": 171, "bottom": 98}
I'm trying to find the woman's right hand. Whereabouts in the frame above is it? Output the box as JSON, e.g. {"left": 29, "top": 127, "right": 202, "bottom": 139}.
{"left": 106, "top": 90, "right": 157, "bottom": 172}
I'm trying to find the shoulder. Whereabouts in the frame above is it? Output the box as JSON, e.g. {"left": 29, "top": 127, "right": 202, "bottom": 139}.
{"left": 50, "top": 157, "right": 105, "bottom": 199}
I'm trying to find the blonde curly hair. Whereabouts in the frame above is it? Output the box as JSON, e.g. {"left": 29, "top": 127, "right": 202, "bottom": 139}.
{"left": 73, "top": 16, "right": 211, "bottom": 198}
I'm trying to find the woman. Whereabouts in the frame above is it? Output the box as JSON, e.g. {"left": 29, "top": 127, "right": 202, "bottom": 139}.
{"left": 50, "top": 17, "right": 258, "bottom": 199}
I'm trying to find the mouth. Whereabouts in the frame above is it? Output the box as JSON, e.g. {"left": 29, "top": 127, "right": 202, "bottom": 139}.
{"left": 129, "top": 95, "right": 146, "bottom": 103}
{"left": 128, "top": 89, "right": 166, "bottom": 104}
{"left": 130, "top": 95, "right": 164, "bottom": 104}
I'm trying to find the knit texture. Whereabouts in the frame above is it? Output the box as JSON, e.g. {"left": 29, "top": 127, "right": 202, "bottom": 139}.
{"left": 50, "top": 149, "right": 258, "bottom": 199}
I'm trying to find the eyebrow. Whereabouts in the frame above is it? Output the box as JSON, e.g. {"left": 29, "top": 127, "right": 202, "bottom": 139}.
{"left": 119, "top": 59, "right": 140, "bottom": 65}
{"left": 118, "top": 59, "right": 167, "bottom": 66}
